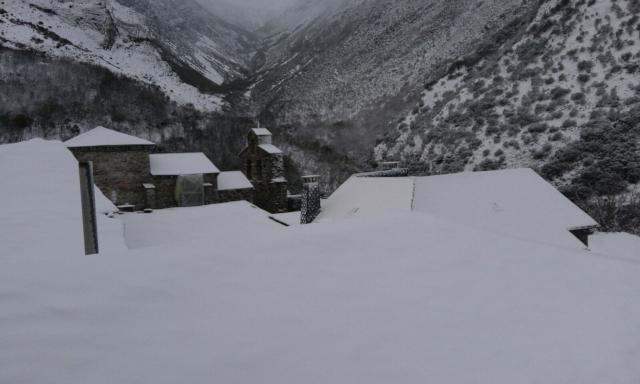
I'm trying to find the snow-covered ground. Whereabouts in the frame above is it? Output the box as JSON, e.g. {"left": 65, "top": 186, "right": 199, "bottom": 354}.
{"left": 122, "top": 201, "right": 280, "bottom": 249}
{"left": 2, "top": 139, "right": 640, "bottom": 383}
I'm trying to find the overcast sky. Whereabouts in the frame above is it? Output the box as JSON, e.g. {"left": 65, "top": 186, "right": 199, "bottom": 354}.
{"left": 195, "top": 0, "right": 306, "bottom": 27}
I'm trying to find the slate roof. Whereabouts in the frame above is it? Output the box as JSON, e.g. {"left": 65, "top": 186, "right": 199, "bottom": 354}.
{"left": 65, "top": 127, "right": 155, "bottom": 148}
{"left": 218, "top": 171, "right": 254, "bottom": 191}
{"left": 149, "top": 153, "right": 220, "bottom": 176}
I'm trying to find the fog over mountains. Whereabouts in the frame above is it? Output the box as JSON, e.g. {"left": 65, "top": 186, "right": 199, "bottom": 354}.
{"left": 194, "top": 0, "right": 306, "bottom": 29}
{"left": 1, "top": 0, "right": 639, "bottom": 232}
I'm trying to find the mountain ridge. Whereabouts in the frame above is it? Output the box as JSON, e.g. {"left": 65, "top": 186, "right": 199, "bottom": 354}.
{"left": 1, "top": 0, "right": 639, "bottom": 231}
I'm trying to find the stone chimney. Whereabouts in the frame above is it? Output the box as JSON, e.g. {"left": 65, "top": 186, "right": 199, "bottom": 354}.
{"left": 300, "top": 175, "right": 321, "bottom": 224}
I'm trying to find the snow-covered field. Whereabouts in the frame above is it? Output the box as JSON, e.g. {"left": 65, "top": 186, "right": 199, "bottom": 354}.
{"left": 2, "top": 139, "right": 640, "bottom": 383}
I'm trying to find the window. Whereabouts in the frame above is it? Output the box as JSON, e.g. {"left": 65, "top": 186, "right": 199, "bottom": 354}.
{"left": 246, "top": 161, "right": 252, "bottom": 180}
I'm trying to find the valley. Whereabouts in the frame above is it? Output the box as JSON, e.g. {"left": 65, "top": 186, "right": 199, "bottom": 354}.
{"left": 1, "top": 0, "right": 639, "bottom": 232}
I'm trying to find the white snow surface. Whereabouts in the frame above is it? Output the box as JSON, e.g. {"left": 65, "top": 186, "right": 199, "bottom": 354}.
{"left": 3, "top": 139, "right": 640, "bottom": 384}
{"left": 413, "top": 168, "right": 599, "bottom": 248}
{"left": 149, "top": 153, "right": 220, "bottom": 176}
{"left": 0, "top": 139, "right": 125, "bottom": 257}
{"left": 217, "top": 171, "right": 253, "bottom": 191}
{"left": 315, "top": 175, "right": 414, "bottom": 221}
{"left": 590, "top": 232, "right": 640, "bottom": 261}
{"left": 252, "top": 128, "right": 273, "bottom": 136}
{"left": 64, "top": 126, "right": 155, "bottom": 148}
{"left": 270, "top": 211, "right": 302, "bottom": 226}
{"left": 317, "top": 169, "right": 598, "bottom": 248}
{"left": 259, "top": 143, "right": 284, "bottom": 154}
{"left": 123, "top": 201, "right": 277, "bottom": 249}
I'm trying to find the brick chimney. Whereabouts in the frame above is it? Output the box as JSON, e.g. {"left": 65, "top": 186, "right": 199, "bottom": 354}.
{"left": 300, "top": 175, "right": 321, "bottom": 224}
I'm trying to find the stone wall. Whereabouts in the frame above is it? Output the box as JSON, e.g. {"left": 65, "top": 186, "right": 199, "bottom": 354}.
{"left": 69, "top": 146, "right": 153, "bottom": 210}
{"left": 254, "top": 181, "right": 288, "bottom": 213}
{"left": 152, "top": 175, "right": 178, "bottom": 209}
{"left": 218, "top": 188, "right": 254, "bottom": 204}
{"left": 300, "top": 177, "right": 321, "bottom": 224}
{"left": 240, "top": 136, "right": 288, "bottom": 213}
{"left": 72, "top": 146, "right": 253, "bottom": 211}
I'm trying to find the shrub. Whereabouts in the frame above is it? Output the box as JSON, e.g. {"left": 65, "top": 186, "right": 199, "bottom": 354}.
{"left": 475, "top": 157, "right": 505, "bottom": 171}
{"left": 528, "top": 122, "right": 549, "bottom": 134}
{"left": 571, "top": 92, "right": 586, "bottom": 103}
{"left": 532, "top": 143, "right": 553, "bottom": 159}
{"left": 543, "top": 108, "right": 640, "bottom": 201}
{"left": 551, "top": 87, "right": 571, "bottom": 99}
{"left": 580, "top": 194, "right": 640, "bottom": 235}
{"left": 549, "top": 131, "right": 564, "bottom": 141}
{"left": 551, "top": 111, "right": 564, "bottom": 119}
{"left": 577, "top": 73, "right": 591, "bottom": 83}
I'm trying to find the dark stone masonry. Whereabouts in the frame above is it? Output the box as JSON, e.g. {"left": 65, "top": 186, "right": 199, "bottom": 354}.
{"left": 300, "top": 175, "right": 321, "bottom": 224}
{"left": 218, "top": 188, "right": 254, "bottom": 204}
{"left": 239, "top": 128, "right": 289, "bottom": 213}
{"left": 66, "top": 127, "right": 291, "bottom": 213}
{"left": 70, "top": 145, "right": 154, "bottom": 211}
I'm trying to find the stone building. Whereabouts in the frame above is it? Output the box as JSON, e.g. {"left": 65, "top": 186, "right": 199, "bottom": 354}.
{"left": 239, "top": 128, "right": 288, "bottom": 213}
{"left": 65, "top": 126, "right": 254, "bottom": 210}
{"left": 65, "top": 126, "right": 155, "bottom": 210}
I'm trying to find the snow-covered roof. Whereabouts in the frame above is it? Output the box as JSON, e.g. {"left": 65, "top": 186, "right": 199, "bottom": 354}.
{"left": 0, "top": 139, "right": 126, "bottom": 256}
{"left": 259, "top": 143, "right": 283, "bottom": 154}
{"left": 218, "top": 171, "right": 253, "bottom": 191}
{"left": 64, "top": 126, "right": 155, "bottom": 148}
{"left": 123, "top": 201, "right": 279, "bottom": 249}
{"left": 3, "top": 140, "right": 640, "bottom": 384}
{"left": 412, "top": 168, "right": 599, "bottom": 238}
{"left": 149, "top": 153, "right": 220, "bottom": 176}
{"left": 315, "top": 176, "right": 414, "bottom": 221}
{"left": 252, "top": 128, "right": 272, "bottom": 136}
{"left": 317, "top": 169, "right": 598, "bottom": 248}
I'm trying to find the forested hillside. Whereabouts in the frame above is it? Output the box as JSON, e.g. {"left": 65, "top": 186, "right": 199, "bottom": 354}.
{"left": 375, "top": 0, "right": 640, "bottom": 232}
{"left": 0, "top": 48, "right": 253, "bottom": 171}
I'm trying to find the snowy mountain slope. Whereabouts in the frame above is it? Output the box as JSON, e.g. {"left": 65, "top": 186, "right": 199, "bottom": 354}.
{"left": 0, "top": 0, "right": 258, "bottom": 110}
{"left": 377, "top": 0, "right": 640, "bottom": 202}
{"left": 248, "top": 0, "right": 540, "bottom": 189}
